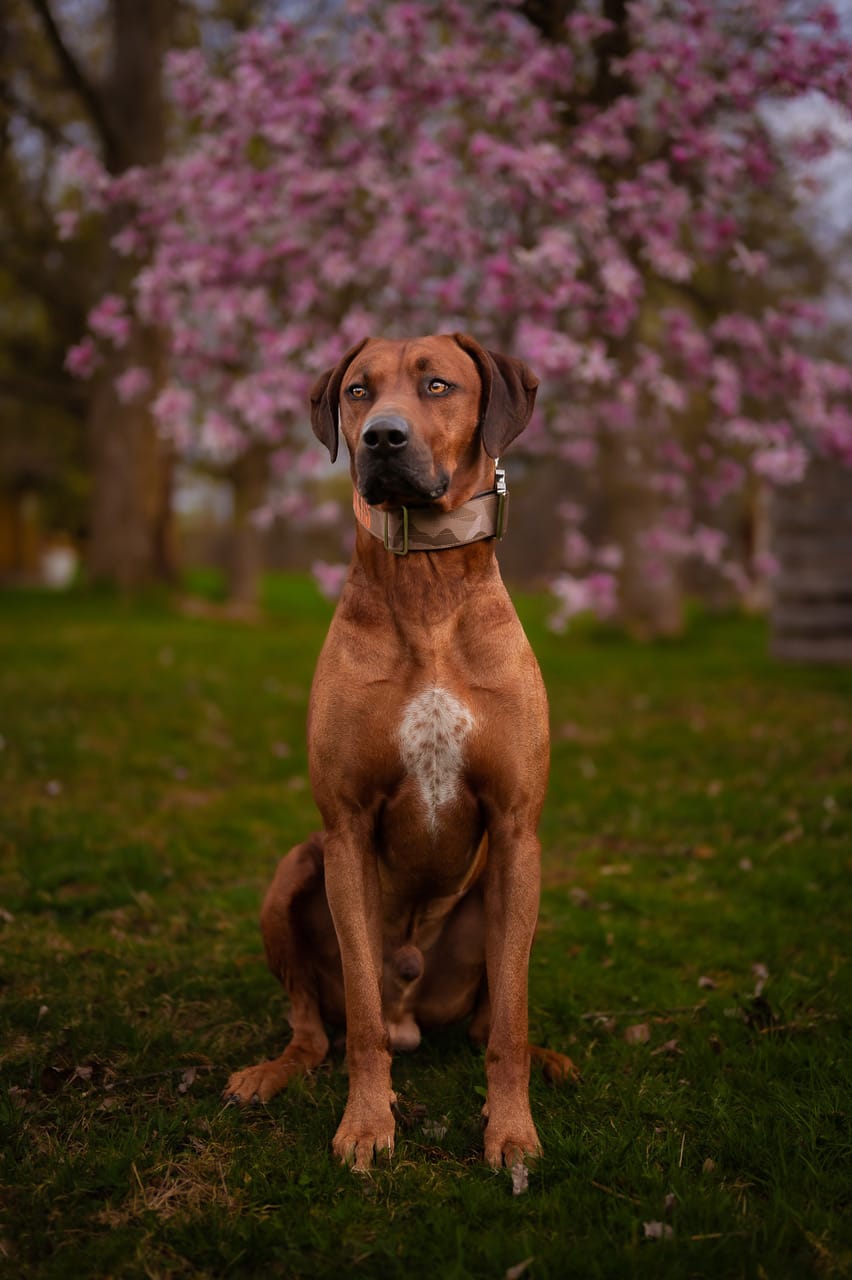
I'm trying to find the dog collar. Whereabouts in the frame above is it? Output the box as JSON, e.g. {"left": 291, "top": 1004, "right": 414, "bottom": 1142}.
{"left": 352, "top": 468, "right": 508, "bottom": 556}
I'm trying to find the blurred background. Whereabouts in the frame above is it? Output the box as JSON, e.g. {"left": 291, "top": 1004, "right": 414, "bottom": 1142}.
{"left": 1, "top": 0, "right": 851, "bottom": 658}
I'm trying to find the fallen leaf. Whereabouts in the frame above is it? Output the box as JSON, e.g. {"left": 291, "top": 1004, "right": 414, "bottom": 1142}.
{"left": 692, "top": 844, "right": 715, "bottom": 860}
{"left": 650, "top": 1038, "right": 681, "bottom": 1057}
{"left": 624, "top": 1023, "right": 650, "bottom": 1045}
{"left": 664, "top": 1191, "right": 677, "bottom": 1214}
{"left": 643, "top": 1221, "right": 674, "bottom": 1241}
{"left": 39, "top": 1065, "right": 67, "bottom": 1094}
{"left": 702, "top": 1157, "right": 716, "bottom": 1173}
{"left": 698, "top": 975, "right": 717, "bottom": 990}
{"left": 743, "top": 994, "right": 779, "bottom": 1030}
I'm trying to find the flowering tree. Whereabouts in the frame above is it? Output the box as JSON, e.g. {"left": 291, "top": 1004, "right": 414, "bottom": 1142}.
{"left": 60, "top": 0, "right": 852, "bottom": 622}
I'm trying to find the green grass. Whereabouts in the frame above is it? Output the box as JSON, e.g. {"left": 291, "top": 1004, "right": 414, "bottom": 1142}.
{"left": 0, "top": 580, "right": 849, "bottom": 1279}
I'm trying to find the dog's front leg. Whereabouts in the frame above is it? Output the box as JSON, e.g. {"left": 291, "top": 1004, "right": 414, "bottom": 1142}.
{"left": 323, "top": 820, "right": 395, "bottom": 1170}
{"left": 481, "top": 820, "right": 542, "bottom": 1168}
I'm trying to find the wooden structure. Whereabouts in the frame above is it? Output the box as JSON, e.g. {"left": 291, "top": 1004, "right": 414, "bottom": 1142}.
{"left": 770, "top": 458, "right": 852, "bottom": 663}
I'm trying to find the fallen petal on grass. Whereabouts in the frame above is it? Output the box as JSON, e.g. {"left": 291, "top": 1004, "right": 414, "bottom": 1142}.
{"left": 505, "top": 1257, "right": 534, "bottom": 1280}
{"left": 650, "top": 1038, "right": 681, "bottom": 1057}
{"left": 643, "top": 1221, "right": 674, "bottom": 1241}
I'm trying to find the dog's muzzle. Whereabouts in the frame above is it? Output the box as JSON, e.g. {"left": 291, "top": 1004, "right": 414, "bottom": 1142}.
{"left": 356, "top": 415, "right": 448, "bottom": 505}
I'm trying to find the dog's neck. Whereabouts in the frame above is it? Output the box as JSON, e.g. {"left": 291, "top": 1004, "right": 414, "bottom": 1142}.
{"left": 344, "top": 521, "right": 503, "bottom": 629}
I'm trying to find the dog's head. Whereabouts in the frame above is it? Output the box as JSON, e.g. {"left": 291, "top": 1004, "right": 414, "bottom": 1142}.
{"left": 309, "top": 334, "right": 538, "bottom": 510}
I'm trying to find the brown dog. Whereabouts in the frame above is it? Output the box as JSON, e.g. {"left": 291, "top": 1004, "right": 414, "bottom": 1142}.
{"left": 225, "top": 333, "right": 575, "bottom": 1170}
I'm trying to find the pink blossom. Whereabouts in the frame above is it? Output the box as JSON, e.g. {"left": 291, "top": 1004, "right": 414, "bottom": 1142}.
{"left": 549, "top": 573, "right": 618, "bottom": 632}
{"left": 578, "top": 344, "right": 616, "bottom": 386}
{"left": 88, "top": 295, "right": 131, "bottom": 349}
{"left": 600, "top": 256, "right": 640, "bottom": 301}
{"left": 312, "top": 560, "right": 348, "bottom": 600}
{"left": 711, "top": 359, "right": 741, "bottom": 416}
{"left": 692, "top": 525, "right": 726, "bottom": 566}
{"left": 595, "top": 544, "right": 623, "bottom": 571}
{"left": 731, "top": 242, "right": 769, "bottom": 276}
{"left": 56, "top": 209, "right": 80, "bottom": 241}
{"left": 199, "top": 412, "right": 244, "bottom": 464}
{"left": 752, "top": 446, "right": 809, "bottom": 485}
{"left": 64, "top": 337, "right": 101, "bottom": 379}
{"left": 115, "top": 366, "right": 153, "bottom": 404}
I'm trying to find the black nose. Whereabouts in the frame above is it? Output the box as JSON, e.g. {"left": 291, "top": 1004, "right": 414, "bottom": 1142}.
{"left": 361, "top": 415, "right": 410, "bottom": 454}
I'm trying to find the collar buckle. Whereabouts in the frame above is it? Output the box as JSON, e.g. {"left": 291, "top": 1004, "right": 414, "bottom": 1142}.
{"left": 383, "top": 506, "right": 409, "bottom": 555}
{"left": 495, "top": 466, "right": 507, "bottom": 540}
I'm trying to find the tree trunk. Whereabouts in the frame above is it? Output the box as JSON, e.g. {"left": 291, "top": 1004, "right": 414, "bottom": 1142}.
{"left": 88, "top": 325, "right": 175, "bottom": 587}
{"left": 227, "top": 447, "right": 268, "bottom": 609}
{"left": 600, "top": 435, "right": 685, "bottom": 639}
{"left": 86, "top": 0, "right": 177, "bottom": 588}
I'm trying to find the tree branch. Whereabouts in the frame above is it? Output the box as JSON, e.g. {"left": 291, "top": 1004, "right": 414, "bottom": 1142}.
{"left": 0, "top": 84, "right": 70, "bottom": 149}
{"left": 591, "top": 0, "right": 631, "bottom": 106}
{"left": 27, "top": 0, "right": 120, "bottom": 165}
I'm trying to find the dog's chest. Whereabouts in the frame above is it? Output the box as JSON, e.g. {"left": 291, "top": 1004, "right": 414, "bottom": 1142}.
{"left": 397, "top": 686, "right": 475, "bottom": 831}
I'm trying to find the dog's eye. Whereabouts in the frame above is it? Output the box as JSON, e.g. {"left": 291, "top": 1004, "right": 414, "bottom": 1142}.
{"left": 427, "top": 379, "right": 450, "bottom": 395}
{"left": 347, "top": 384, "right": 368, "bottom": 400}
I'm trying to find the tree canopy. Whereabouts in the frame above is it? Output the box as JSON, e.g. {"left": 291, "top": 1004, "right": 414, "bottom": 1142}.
{"left": 59, "top": 0, "right": 852, "bottom": 618}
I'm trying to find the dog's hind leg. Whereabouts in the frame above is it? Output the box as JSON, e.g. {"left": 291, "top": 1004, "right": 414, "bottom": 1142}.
{"left": 225, "top": 835, "right": 340, "bottom": 1104}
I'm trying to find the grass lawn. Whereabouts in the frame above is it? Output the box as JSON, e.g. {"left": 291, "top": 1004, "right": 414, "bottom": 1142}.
{"left": 0, "top": 579, "right": 849, "bottom": 1279}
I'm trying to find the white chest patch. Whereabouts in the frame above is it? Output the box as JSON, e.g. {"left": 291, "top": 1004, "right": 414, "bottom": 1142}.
{"left": 398, "top": 686, "right": 475, "bottom": 830}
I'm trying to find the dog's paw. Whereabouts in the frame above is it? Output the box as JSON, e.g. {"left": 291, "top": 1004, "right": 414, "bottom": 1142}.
{"left": 532, "top": 1046, "right": 582, "bottom": 1085}
{"left": 223, "top": 1061, "right": 288, "bottom": 1105}
{"left": 332, "top": 1104, "right": 396, "bottom": 1171}
{"left": 483, "top": 1116, "right": 541, "bottom": 1169}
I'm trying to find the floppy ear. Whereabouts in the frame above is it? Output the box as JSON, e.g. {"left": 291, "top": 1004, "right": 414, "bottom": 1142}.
{"left": 453, "top": 332, "right": 539, "bottom": 458}
{"left": 309, "top": 338, "right": 369, "bottom": 462}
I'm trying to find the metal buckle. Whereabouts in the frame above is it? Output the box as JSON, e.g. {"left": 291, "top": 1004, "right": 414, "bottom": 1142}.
{"left": 495, "top": 467, "right": 507, "bottom": 540}
{"left": 383, "top": 506, "right": 409, "bottom": 555}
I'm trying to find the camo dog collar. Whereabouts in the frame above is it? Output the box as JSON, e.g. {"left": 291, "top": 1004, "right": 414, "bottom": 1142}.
{"left": 352, "top": 471, "right": 508, "bottom": 556}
